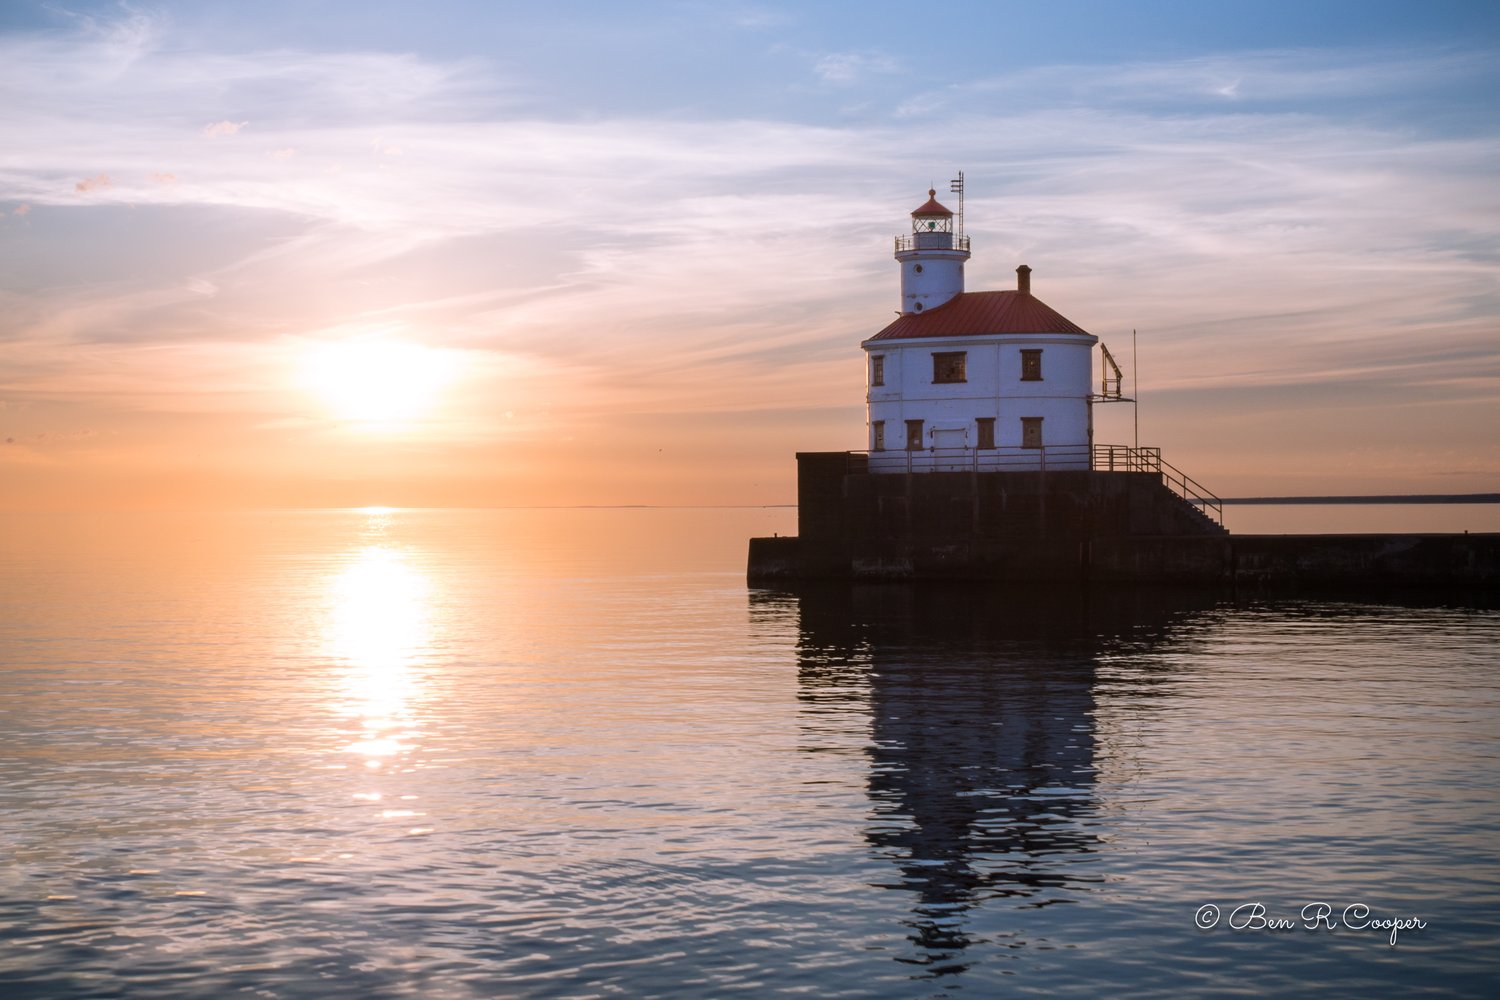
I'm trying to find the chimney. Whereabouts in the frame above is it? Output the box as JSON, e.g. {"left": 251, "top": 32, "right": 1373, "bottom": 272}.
{"left": 1016, "top": 264, "right": 1032, "bottom": 295}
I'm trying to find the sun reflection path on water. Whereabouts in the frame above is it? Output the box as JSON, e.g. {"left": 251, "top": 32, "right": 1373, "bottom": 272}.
{"left": 325, "top": 536, "right": 433, "bottom": 777}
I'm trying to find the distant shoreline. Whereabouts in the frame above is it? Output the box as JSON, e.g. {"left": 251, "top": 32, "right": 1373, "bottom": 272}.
{"left": 1220, "top": 494, "right": 1500, "bottom": 505}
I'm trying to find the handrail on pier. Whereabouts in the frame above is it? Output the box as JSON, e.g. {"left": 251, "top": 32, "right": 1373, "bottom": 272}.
{"left": 839, "top": 443, "right": 1223, "bottom": 526}
{"left": 1091, "top": 444, "right": 1223, "bottom": 526}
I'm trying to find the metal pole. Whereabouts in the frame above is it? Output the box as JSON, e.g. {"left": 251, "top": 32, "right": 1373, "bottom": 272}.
{"left": 1038, "top": 446, "right": 1047, "bottom": 538}
{"left": 1132, "top": 328, "right": 1139, "bottom": 451}
{"left": 950, "top": 171, "right": 964, "bottom": 239}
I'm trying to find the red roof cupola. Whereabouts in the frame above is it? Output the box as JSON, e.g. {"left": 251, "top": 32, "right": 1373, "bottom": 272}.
{"left": 911, "top": 189, "right": 954, "bottom": 219}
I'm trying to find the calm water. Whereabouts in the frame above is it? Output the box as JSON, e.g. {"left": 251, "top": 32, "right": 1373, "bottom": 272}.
{"left": 2, "top": 508, "right": 1498, "bottom": 998}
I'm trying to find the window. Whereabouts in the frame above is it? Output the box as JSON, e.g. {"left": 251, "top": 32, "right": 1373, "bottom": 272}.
{"left": 1020, "top": 349, "right": 1043, "bottom": 381}
{"left": 1021, "top": 417, "right": 1043, "bottom": 449}
{"left": 932, "top": 351, "right": 966, "bottom": 384}
{"left": 905, "top": 419, "right": 924, "bottom": 451}
{"left": 870, "top": 355, "right": 884, "bottom": 387}
{"left": 872, "top": 420, "right": 885, "bottom": 452}
{"left": 975, "top": 417, "right": 995, "bottom": 450}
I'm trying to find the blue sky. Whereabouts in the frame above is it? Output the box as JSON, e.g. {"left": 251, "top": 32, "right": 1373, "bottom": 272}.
{"left": 1, "top": 1, "right": 1498, "bottom": 506}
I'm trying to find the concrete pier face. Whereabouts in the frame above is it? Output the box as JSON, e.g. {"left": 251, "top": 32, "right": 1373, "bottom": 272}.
{"left": 748, "top": 452, "right": 1500, "bottom": 588}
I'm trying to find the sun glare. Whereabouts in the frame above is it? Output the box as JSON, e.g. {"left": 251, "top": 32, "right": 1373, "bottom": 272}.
{"left": 325, "top": 544, "right": 433, "bottom": 767}
{"left": 304, "top": 340, "right": 456, "bottom": 428}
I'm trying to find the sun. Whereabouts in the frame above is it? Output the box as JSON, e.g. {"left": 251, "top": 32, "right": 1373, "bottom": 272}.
{"left": 303, "top": 339, "right": 456, "bottom": 427}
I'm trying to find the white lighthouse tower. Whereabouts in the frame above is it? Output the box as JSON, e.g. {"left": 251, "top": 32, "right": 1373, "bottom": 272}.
{"left": 863, "top": 186, "right": 1099, "bottom": 472}
{"left": 896, "top": 188, "right": 970, "bottom": 314}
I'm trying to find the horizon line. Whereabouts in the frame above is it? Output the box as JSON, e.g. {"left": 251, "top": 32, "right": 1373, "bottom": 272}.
{"left": 5, "top": 495, "right": 1500, "bottom": 515}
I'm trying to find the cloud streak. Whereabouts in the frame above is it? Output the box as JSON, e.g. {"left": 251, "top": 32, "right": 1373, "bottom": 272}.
{"left": 201, "top": 120, "right": 247, "bottom": 138}
{"left": 813, "top": 50, "right": 900, "bottom": 85}
{"left": 1, "top": 9, "right": 1497, "bottom": 501}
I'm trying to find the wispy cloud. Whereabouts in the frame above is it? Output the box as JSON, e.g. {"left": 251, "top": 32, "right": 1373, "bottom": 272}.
{"left": 1, "top": 11, "right": 1497, "bottom": 499}
{"left": 915, "top": 47, "right": 1499, "bottom": 113}
{"left": 724, "top": 3, "right": 797, "bottom": 30}
{"left": 813, "top": 50, "right": 900, "bottom": 85}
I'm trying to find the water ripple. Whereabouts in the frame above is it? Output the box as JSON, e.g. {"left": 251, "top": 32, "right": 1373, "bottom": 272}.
{"left": 2, "top": 511, "right": 1498, "bottom": 997}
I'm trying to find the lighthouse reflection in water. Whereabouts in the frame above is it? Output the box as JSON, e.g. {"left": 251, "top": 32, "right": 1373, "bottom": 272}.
{"left": 790, "top": 585, "right": 1188, "bottom": 974}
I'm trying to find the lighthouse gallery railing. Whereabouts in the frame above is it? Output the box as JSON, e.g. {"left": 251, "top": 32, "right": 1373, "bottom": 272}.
{"left": 894, "top": 233, "right": 972, "bottom": 253}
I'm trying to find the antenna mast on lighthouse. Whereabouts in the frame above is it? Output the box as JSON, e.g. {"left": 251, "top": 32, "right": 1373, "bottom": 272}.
{"left": 949, "top": 170, "right": 965, "bottom": 239}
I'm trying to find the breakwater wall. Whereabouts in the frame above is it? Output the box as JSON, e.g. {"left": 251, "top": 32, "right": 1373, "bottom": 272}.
{"left": 748, "top": 531, "right": 1500, "bottom": 586}
{"left": 747, "top": 452, "right": 1500, "bottom": 587}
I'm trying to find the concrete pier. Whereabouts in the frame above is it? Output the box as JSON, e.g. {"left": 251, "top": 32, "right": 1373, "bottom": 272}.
{"left": 747, "top": 452, "right": 1500, "bottom": 588}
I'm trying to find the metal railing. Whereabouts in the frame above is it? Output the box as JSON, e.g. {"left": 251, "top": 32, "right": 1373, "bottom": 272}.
{"left": 1092, "top": 444, "right": 1223, "bottom": 525}
{"left": 845, "top": 443, "right": 1224, "bottom": 526}
{"left": 894, "top": 233, "right": 971, "bottom": 254}
{"left": 857, "top": 444, "right": 1092, "bottom": 475}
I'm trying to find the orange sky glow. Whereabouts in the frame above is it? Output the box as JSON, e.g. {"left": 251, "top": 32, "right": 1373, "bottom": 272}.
{"left": 2, "top": 4, "right": 1497, "bottom": 510}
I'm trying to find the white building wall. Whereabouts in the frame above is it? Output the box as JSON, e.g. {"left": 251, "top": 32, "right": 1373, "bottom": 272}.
{"left": 863, "top": 333, "right": 1098, "bottom": 471}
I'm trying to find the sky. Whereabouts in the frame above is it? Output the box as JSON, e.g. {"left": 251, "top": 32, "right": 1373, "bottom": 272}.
{"left": 2, "top": 0, "right": 1498, "bottom": 509}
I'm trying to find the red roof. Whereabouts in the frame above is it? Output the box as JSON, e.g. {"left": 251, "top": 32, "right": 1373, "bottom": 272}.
{"left": 911, "top": 189, "right": 953, "bottom": 217}
{"left": 867, "top": 291, "right": 1090, "bottom": 341}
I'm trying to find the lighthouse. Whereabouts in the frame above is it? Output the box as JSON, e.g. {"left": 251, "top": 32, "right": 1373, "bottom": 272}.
{"left": 896, "top": 188, "right": 970, "bottom": 314}
{"left": 864, "top": 188, "right": 1098, "bottom": 472}
{"left": 744, "top": 181, "right": 1246, "bottom": 583}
